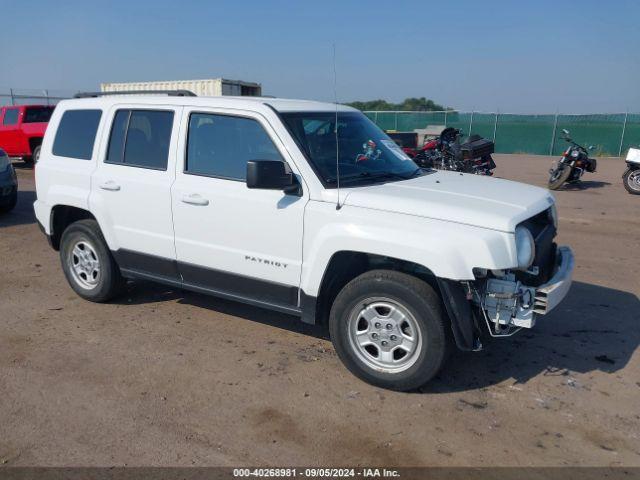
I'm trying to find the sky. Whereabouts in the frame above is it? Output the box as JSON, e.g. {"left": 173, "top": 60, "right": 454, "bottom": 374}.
{"left": 1, "top": 0, "right": 639, "bottom": 113}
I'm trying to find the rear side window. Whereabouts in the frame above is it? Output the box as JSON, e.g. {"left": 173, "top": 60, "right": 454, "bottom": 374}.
{"left": 24, "top": 106, "right": 55, "bottom": 123}
{"left": 106, "top": 109, "right": 174, "bottom": 170}
{"left": 52, "top": 109, "right": 102, "bottom": 160}
{"left": 186, "top": 113, "right": 282, "bottom": 180}
{"left": 2, "top": 109, "right": 19, "bottom": 125}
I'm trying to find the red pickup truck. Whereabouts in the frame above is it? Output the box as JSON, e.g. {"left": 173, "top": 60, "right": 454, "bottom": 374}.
{"left": 0, "top": 105, "right": 55, "bottom": 164}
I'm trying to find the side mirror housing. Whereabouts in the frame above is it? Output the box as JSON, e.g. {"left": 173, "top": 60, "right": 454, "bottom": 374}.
{"left": 246, "top": 160, "right": 300, "bottom": 195}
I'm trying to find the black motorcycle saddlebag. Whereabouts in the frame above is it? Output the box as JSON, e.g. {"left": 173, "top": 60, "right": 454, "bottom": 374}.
{"left": 586, "top": 158, "right": 597, "bottom": 172}
{"left": 460, "top": 137, "right": 495, "bottom": 159}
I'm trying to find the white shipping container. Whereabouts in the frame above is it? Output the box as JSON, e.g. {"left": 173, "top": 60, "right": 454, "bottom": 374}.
{"left": 100, "top": 78, "right": 261, "bottom": 97}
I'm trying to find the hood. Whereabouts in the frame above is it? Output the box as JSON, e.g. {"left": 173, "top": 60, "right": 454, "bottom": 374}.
{"left": 342, "top": 171, "right": 554, "bottom": 232}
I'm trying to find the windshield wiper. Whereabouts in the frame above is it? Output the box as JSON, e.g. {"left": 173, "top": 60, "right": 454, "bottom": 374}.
{"left": 327, "top": 169, "right": 423, "bottom": 184}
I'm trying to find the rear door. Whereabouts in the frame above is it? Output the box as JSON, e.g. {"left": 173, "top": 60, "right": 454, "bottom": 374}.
{"left": 90, "top": 105, "right": 182, "bottom": 283}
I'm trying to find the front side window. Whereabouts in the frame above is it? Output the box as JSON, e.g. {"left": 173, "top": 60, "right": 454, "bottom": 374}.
{"left": 281, "top": 111, "right": 421, "bottom": 187}
{"left": 186, "top": 113, "right": 283, "bottom": 180}
{"left": 24, "top": 106, "right": 55, "bottom": 123}
{"left": 106, "top": 109, "right": 174, "bottom": 170}
{"left": 2, "top": 109, "right": 19, "bottom": 125}
{"left": 52, "top": 109, "right": 102, "bottom": 160}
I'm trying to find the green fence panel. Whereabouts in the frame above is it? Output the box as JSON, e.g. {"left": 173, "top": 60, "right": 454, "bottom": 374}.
{"left": 369, "top": 112, "right": 398, "bottom": 131}
{"left": 552, "top": 114, "right": 626, "bottom": 156}
{"left": 364, "top": 110, "right": 638, "bottom": 156}
{"left": 494, "top": 114, "right": 556, "bottom": 155}
{"left": 363, "top": 112, "right": 376, "bottom": 123}
{"left": 444, "top": 112, "right": 473, "bottom": 136}
{"left": 396, "top": 111, "right": 447, "bottom": 131}
{"left": 621, "top": 114, "right": 640, "bottom": 156}
{"left": 468, "top": 113, "right": 496, "bottom": 141}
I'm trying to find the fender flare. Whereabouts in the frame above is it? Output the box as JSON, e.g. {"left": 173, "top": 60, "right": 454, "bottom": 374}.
{"left": 436, "top": 278, "right": 479, "bottom": 351}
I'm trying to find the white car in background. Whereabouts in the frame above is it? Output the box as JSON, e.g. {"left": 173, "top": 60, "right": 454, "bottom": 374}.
{"left": 33, "top": 91, "right": 574, "bottom": 391}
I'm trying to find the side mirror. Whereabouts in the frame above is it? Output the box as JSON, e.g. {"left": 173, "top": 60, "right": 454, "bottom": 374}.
{"left": 588, "top": 145, "right": 595, "bottom": 151}
{"left": 246, "top": 160, "right": 300, "bottom": 195}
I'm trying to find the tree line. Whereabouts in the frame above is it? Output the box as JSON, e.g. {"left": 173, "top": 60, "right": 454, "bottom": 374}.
{"left": 346, "top": 97, "right": 446, "bottom": 112}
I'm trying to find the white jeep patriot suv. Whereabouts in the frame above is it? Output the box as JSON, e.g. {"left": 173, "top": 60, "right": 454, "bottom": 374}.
{"left": 34, "top": 91, "right": 574, "bottom": 391}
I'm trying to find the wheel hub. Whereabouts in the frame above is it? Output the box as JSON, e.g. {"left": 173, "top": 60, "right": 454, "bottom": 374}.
{"left": 348, "top": 298, "right": 422, "bottom": 374}
{"left": 69, "top": 240, "right": 101, "bottom": 290}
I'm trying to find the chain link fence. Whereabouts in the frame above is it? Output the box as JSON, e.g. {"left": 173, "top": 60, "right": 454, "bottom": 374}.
{"left": 0, "top": 88, "right": 73, "bottom": 107}
{"left": 364, "top": 111, "right": 640, "bottom": 157}
{"left": 2, "top": 89, "right": 637, "bottom": 157}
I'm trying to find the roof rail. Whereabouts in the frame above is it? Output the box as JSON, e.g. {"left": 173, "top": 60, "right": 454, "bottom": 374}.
{"left": 74, "top": 90, "right": 196, "bottom": 98}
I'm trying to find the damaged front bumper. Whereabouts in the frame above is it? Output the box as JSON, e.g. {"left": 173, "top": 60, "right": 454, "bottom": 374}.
{"left": 477, "top": 246, "right": 574, "bottom": 333}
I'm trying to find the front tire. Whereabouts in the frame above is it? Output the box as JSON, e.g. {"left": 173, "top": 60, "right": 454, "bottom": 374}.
{"left": 59, "top": 219, "right": 125, "bottom": 302}
{"left": 548, "top": 165, "right": 572, "bottom": 190}
{"left": 623, "top": 168, "right": 640, "bottom": 195}
{"left": 329, "top": 270, "right": 449, "bottom": 391}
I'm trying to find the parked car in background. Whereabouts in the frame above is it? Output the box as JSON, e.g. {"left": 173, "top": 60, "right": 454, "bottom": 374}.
{"left": 0, "top": 148, "right": 18, "bottom": 213}
{"left": 623, "top": 147, "right": 640, "bottom": 195}
{"left": 34, "top": 92, "right": 574, "bottom": 391}
{"left": 0, "top": 105, "right": 55, "bottom": 164}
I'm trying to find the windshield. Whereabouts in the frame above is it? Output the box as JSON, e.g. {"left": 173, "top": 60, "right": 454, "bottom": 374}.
{"left": 24, "top": 106, "right": 55, "bottom": 123}
{"left": 281, "top": 111, "right": 421, "bottom": 187}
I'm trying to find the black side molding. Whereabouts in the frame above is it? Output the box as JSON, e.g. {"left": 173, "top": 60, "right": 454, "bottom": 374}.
{"left": 299, "top": 291, "right": 318, "bottom": 324}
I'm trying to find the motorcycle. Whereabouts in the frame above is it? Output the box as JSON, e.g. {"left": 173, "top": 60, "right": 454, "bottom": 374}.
{"left": 623, "top": 147, "right": 640, "bottom": 195}
{"left": 548, "top": 129, "right": 597, "bottom": 190}
{"left": 413, "top": 127, "right": 496, "bottom": 175}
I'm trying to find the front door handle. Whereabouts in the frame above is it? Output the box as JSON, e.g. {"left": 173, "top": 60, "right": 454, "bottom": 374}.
{"left": 181, "top": 193, "right": 209, "bottom": 206}
{"left": 99, "top": 180, "right": 121, "bottom": 191}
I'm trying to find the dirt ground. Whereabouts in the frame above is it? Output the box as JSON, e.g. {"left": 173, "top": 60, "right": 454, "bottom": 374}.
{"left": 0, "top": 154, "right": 638, "bottom": 467}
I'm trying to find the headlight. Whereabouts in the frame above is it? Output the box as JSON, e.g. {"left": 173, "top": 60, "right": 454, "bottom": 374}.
{"left": 515, "top": 225, "right": 535, "bottom": 269}
{"left": 570, "top": 150, "right": 580, "bottom": 158}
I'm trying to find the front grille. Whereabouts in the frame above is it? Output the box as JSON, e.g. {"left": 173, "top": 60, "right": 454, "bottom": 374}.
{"left": 516, "top": 208, "right": 557, "bottom": 286}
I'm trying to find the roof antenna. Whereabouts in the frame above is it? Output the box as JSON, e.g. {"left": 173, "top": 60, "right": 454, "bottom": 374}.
{"left": 333, "top": 43, "right": 342, "bottom": 210}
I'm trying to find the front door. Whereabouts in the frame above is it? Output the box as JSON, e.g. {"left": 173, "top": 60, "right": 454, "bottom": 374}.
{"left": 171, "top": 108, "right": 307, "bottom": 311}
{"left": 90, "top": 105, "right": 182, "bottom": 282}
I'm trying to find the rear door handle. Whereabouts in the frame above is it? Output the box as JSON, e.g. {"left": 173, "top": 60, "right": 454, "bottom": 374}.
{"left": 181, "top": 193, "right": 209, "bottom": 206}
{"left": 99, "top": 180, "right": 121, "bottom": 191}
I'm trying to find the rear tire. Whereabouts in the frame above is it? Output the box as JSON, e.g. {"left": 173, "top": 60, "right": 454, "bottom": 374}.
{"left": 59, "top": 219, "right": 125, "bottom": 302}
{"left": 329, "top": 270, "right": 449, "bottom": 391}
{"left": 623, "top": 168, "right": 640, "bottom": 195}
{"left": 548, "top": 166, "right": 572, "bottom": 190}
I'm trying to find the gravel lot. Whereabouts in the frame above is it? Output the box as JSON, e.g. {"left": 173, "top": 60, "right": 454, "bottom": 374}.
{"left": 0, "top": 154, "right": 638, "bottom": 467}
